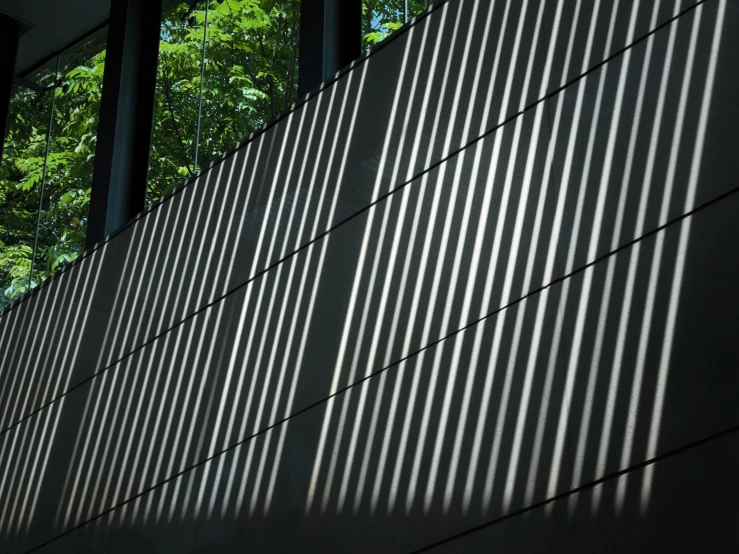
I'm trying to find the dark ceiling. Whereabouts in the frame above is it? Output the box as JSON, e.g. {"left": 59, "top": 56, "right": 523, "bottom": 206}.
{"left": 0, "top": 0, "right": 193, "bottom": 83}
{"left": 0, "top": 0, "right": 110, "bottom": 78}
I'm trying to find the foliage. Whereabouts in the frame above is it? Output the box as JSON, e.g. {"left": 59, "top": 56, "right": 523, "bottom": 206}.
{"left": 148, "top": 0, "right": 299, "bottom": 200}
{"left": 362, "top": 0, "right": 431, "bottom": 49}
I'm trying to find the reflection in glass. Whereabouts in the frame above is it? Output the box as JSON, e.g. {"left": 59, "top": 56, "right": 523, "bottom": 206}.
{"left": 363, "top": 0, "right": 430, "bottom": 49}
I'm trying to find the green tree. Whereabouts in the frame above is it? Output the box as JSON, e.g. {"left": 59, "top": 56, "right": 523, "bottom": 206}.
{"left": 0, "top": 86, "right": 51, "bottom": 307}
{"left": 362, "top": 0, "right": 430, "bottom": 49}
{"left": 0, "top": 53, "right": 104, "bottom": 309}
{"left": 148, "top": 0, "right": 299, "bottom": 199}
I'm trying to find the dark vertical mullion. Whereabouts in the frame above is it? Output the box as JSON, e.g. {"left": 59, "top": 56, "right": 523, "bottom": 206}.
{"left": 0, "top": 13, "right": 22, "bottom": 169}
{"left": 86, "top": 0, "right": 165, "bottom": 249}
{"left": 29, "top": 56, "right": 61, "bottom": 291}
{"left": 194, "top": 0, "right": 209, "bottom": 173}
{"left": 298, "top": 0, "right": 362, "bottom": 96}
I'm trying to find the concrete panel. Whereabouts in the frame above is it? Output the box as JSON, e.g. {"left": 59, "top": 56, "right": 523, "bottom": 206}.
{"left": 548, "top": 0, "right": 703, "bottom": 93}
{"left": 0, "top": 0, "right": 558, "bottom": 430}
{"left": 0, "top": 236, "right": 129, "bottom": 433}
{"left": 11, "top": 283, "right": 568, "bottom": 553}
{"left": 1, "top": 0, "right": 715, "bottom": 435}
{"left": 552, "top": 190, "right": 739, "bottom": 495}
{"left": 1, "top": 1, "right": 736, "bottom": 551}
{"left": 6, "top": 186, "right": 739, "bottom": 553}
{"left": 95, "top": 0, "right": 561, "bottom": 354}
{"left": 0, "top": 102, "right": 557, "bottom": 548}
{"left": 424, "top": 429, "right": 739, "bottom": 554}
{"left": 549, "top": 0, "right": 738, "bottom": 274}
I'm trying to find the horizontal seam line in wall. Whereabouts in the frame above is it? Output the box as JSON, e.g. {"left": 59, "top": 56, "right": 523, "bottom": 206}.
{"left": 19, "top": 184, "right": 739, "bottom": 554}
{"left": 408, "top": 421, "right": 739, "bottom": 554}
{"left": 0, "top": 102, "right": 533, "bottom": 436}
{"left": 0, "top": 0, "right": 453, "bottom": 320}
{"left": 2, "top": 152, "right": 737, "bottom": 441}
{"left": 0, "top": 0, "right": 706, "bottom": 321}
{"left": 544, "top": 0, "right": 708, "bottom": 100}
{"left": 0, "top": 0, "right": 715, "bottom": 426}
{"left": 26, "top": 401, "right": 739, "bottom": 553}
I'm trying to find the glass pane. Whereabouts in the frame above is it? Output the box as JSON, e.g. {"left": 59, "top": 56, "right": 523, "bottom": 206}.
{"left": 363, "top": 0, "right": 430, "bottom": 50}
{"left": 197, "top": 0, "right": 300, "bottom": 169}
{"left": 0, "top": 68, "right": 55, "bottom": 309}
{"left": 34, "top": 30, "right": 107, "bottom": 284}
{"left": 148, "top": 1, "right": 206, "bottom": 203}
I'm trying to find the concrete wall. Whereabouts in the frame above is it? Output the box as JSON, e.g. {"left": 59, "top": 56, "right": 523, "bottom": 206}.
{"left": 1, "top": 0, "right": 738, "bottom": 551}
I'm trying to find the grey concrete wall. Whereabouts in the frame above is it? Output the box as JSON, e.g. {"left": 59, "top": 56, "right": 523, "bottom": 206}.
{"left": 0, "top": 0, "right": 738, "bottom": 551}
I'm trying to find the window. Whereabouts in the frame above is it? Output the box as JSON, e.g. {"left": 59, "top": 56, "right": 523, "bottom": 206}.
{"left": 0, "top": 30, "right": 106, "bottom": 308}
{"left": 363, "top": 0, "right": 430, "bottom": 50}
{"left": 148, "top": 0, "right": 300, "bottom": 204}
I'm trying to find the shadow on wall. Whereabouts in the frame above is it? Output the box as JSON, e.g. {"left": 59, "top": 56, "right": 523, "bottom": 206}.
{"left": 0, "top": 0, "right": 738, "bottom": 552}
{"left": 0, "top": 0, "right": 713, "bottom": 436}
